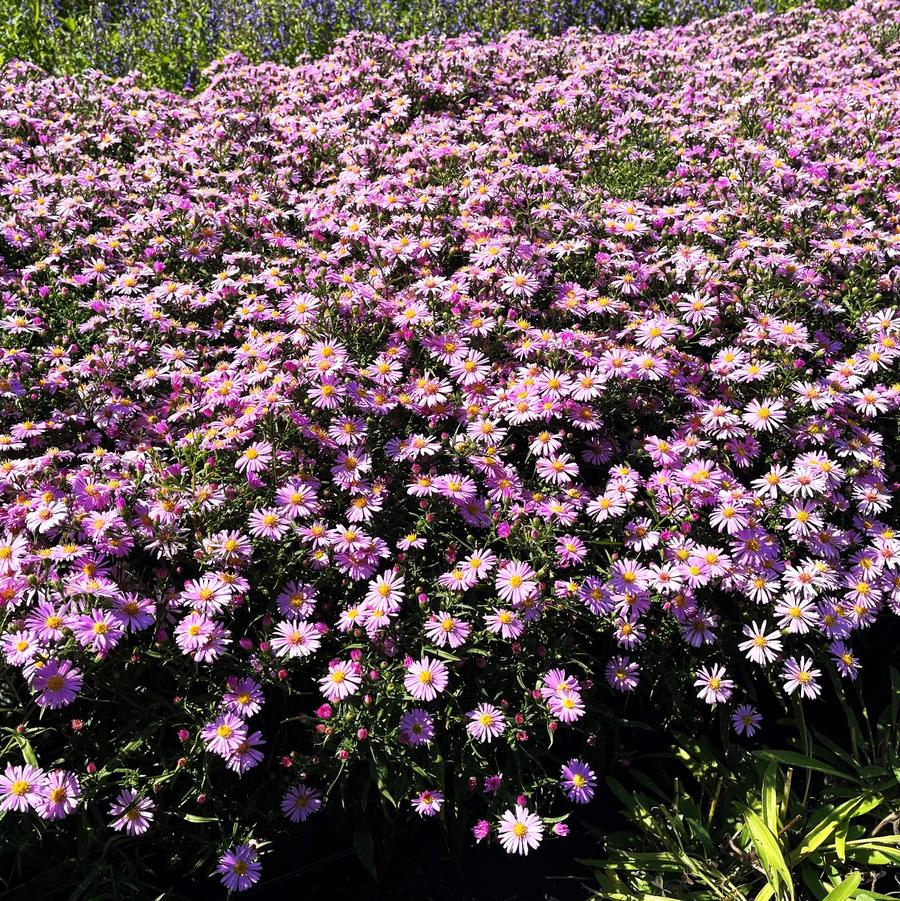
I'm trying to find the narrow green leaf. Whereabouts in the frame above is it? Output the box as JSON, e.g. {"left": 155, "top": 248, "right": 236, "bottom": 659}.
{"left": 791, "top": 796, "right": 881, "bottom": 862}
{"left": 822, "top": 872, "right": 861, "bottom": 901}
{"left": 181, "top": 813, "right": 218, "bottom": 824}
{"left": 762, "top": 760, "right": 779, "bottom": 831}
{"left": 755, "top": 750, "right": 851, "bottom": 781}
{"left": 16, "top": 735, "right": 39, "bottom": 767}
{"left": 744, "top": 808, "right": 794, "bottom": 900}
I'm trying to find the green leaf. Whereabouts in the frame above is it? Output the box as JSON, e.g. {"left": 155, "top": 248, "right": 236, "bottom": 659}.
{"left": 755, "top": 750, "right": 851, "bottom": 781}
{"left": 791, "top": 796, "right": 881, "bottom": 862}
{"left": 16, "top": 735, "right": 39, "bottom": 767}
{"left": 744, "top": 808, "right": 794, "bottom": 900}
{"left": 822, "top": 873, "right": 861, "bottom": 901}
{"left": 181, "top": 813, "right": 218, "bottom": 824}
{"left": 762, "top": 760, "right": 779, "bottom": 831}
{"left": 353, "top": 822, "right": 377, "bottom": 881}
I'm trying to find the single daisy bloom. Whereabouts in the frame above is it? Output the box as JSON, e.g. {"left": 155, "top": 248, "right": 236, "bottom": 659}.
{"left": 281, "top": 784, "right": 322, "bottom": 823}
{"left": 404, "top": 656, "right": 449, "bottom": 702}
{"left": 109, "top": 789, "right": 155, "bottom": 835}
{"left": 466, "top": 703, "right": 506, "bottom": 743}
{"left": 694, "top": 664, "right": 733, "bottom": 705}
{"left": 738, "top": 620, "right": 782, "bottom": 665}
{"left": 497, "top": 805, "right": 544, "bottom": 855}
{"left": 38, "top": 770, "right": 80, "bottom": 820}
{"left": 399, "top": 709, "right": 435, "bottom": 746}
{"left": 782, "top": 656, "right": 822, "bottom": 699}
{"left": 217, "top": 843, "right": 262, "bottom": 892}
{"left": 319, "top": 660, "right": 362, "bottom": 702}
{"left": 202, "top": 713, "right": 248, "bottom": 757}
{"left": 271, "top": 620, "right": 321, "bottom": 659}
{"left": 0, "top": 764, "right": 45, "bottom": 812}
{"left": 424, "top": 611, "right": 471, "bottom": 649}
{"left": 731, "top": 704, "right": 762, "bottom": 737}
{"left": 31, "top": 659, "right": 82, "bottom": 708}
{"left": 411, "top": 789, "right": 444, "bottom": 817}
{"left": 495, "top": 561, "right": 537, "bottom": 605}
{"left": 560, "top": 759, "right": 596, "bottom": 804}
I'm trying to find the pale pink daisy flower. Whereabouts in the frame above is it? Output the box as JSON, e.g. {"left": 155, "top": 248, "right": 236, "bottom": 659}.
{"left": 404, "top": 656, "right": 449, "bottom": 702}
{"left": 109, "top": 790, "right": 155, "bottom": 835}
{"left": 466, "top": 704, "right": 506, "bottom": 742}
{"left": 424, "top": 612, "right": 471, "bottom": 649}
{"left": 495, "top": 561, "right": 537, "bottom": 605}
{"left": 271, "top": 620, "right": 321, "bottom": 659}
{"left": 319, "top": 660, "right": 361, "bottom": 702}
{"left": 497, "top": 805, "right": 544, "bottom": 855}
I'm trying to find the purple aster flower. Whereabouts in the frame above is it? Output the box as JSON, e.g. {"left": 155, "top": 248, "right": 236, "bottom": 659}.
{"left": 109, "top": 789, "right": 155, "bottom": 835}
{"left": 606, "top": 655, "right": 640, "bottom": 692}
{"left": 31, "top": 659, "right": 82, "bottom": 708}
{"left": 217, "top": 843, "right": 262, "bottom": 892}
{"left": 411, "top": 789, "right": 444, "bottom": 816}
{"left": 399, "top": 708, "right": 435, "bottom": 746}
{"left": 731, "top": 704, "right": 762, "bottom": 737}
{"left": 560, "top": 759, "right": 595, "bottom": 804}
{"left": 281, "top": 784, "right": 322, "bottom": 823}
{"left": 38, "top": 770, "right": 80, "bottom": 820}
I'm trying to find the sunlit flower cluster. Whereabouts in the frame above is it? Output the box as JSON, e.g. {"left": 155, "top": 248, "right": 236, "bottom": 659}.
{"left": 0, "top": 0, "right": 898, "bottom": 889}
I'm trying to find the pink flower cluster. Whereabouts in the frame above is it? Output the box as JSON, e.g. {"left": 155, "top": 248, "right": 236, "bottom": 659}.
{"left": 0, "top": 0, "right": 898, "bottom": 887}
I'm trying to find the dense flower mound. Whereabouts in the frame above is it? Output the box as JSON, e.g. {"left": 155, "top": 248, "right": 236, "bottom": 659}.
{"left": 1, "top": 1, "right": 899, "bottom": 889}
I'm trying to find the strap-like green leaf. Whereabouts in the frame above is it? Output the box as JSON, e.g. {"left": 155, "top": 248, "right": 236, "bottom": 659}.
{"left": 822, "top": 872, "right": 861, "bottom": 901}
{"left": 744, "top": 808, "right": 794, "bottom": 901}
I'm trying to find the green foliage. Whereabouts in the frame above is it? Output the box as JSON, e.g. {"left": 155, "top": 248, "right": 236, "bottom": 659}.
{"left": 0, "top": 0, "right": 733, "bottom": 92}
{"left": 584, "top": 673, "right": 900, "bottom": 901}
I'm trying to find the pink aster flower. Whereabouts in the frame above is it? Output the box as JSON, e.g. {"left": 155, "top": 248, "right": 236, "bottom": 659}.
{"left": 109, "top": 790, "right": 155, "bottom": 835}
{"left": 495, "top": 561, "right": 537, "bottom": 605}
{"left": 484, "top": 608, "right": 524, "bottom": 640}
{"left": 319, "top": 660, "right": 362, "bottom": 702}
{"left": 548, "top": 692, "right": 585, "bottom": 722}
{"left": 73, "top": 609, "right": 123, "bottom": 654}
{"left": 412, "top": 789, "right": 444, "bottom": 817}
{"left": 497, "top": 805, "right": 544, "bottom": 855}
{"left": 38, "top": 770, "right": 80, "bottom": 820}
{"left": 742, "top": 397, "right": 786, "bottom": 432}
{"left": 424, "top": 611, "right": 471, "bottom": 648}
{"left": 32, "top": 659, "right": 82, "bottom": 708}
{"left": 466, "top": 703, "right": 506, "bottom": 743}
{"left": 202, "top": 713, "right": 248, "bottom": 757}
{"left": 223, "top": 677, "right": 264, "bottom": 718}
{"left": 404, "top": 656, "right": 449, "bottom": 702}
{"left": 235, "top": 441, "right": 272, "bottom": 476}
{"left": 271, "top": 620, "right": 321, "bottom": 659}
{"left": 0, "top": 764, "right": 45, "bottom": 812}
